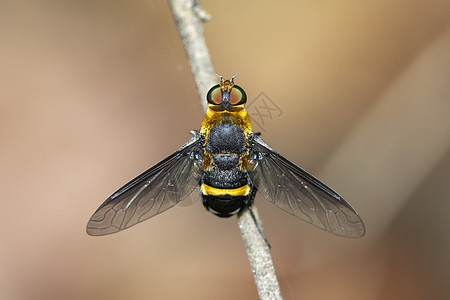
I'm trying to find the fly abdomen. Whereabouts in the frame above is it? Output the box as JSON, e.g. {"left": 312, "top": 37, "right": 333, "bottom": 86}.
{"left": 201, "top": 169, "right": 252, "bottom": 217}
{"left": 200, "top": 181, "right": 251, "bottom": 217}
{"left": 201, "top": 193, "right": 249, "bottom": 217}
{"left": 203, "top": 169, "right": 247, "bottom": 189}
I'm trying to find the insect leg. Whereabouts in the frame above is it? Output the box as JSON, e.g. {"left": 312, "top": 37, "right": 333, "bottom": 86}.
{"left": 244, "top": 186, "right": 271, "bottom": 249}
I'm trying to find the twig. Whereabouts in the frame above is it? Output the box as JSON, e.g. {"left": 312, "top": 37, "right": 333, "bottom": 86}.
{"left": 167, "top": 1, "right": 283, "bottom": 299}
{"left": 238, "top": 207, "right": 283, "bottom": 299}
{"left": 168, "top": 0, "right": 215, "bottom": 112}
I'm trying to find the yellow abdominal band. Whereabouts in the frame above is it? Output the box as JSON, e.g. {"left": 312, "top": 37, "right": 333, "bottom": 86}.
{"left": 201, "top": 184, "right": 251, "bottom": 197}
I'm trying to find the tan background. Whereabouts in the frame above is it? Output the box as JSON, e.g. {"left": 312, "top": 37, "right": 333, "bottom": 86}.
{"left": 1, "top": 1, "right": 450, "bottom": 299}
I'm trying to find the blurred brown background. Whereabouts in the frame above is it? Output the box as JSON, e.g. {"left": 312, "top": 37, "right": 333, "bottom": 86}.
{"left": 1, "top": 1, "right": 450, "bottom": 299}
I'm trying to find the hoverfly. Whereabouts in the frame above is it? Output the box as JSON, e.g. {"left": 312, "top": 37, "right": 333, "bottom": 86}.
{"left": 87, "top": 75, "right": 365, "bottom": 238}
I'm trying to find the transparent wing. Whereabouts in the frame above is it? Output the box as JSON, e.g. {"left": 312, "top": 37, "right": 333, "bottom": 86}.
{"left": 249, "top": 135, "right": 365, "bottom": 238}
{"left": 87, "top": 134, "right": 203, "bottom": 236}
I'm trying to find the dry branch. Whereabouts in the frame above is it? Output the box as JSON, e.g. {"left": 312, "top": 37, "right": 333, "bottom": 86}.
{"left": 167, "top": 1, "right": 282, "bottom": 299}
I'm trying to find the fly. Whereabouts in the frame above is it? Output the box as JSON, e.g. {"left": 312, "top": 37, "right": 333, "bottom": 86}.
{"left": 87, "top": 75, "right": 365, "bottom": 238}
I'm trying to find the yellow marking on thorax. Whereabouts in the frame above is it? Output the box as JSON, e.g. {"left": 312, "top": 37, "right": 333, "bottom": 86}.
{"left": 200, "top": 108, "right": 253, "bottom": 136}
{"left": 201, "top": 183, "right": 251, "bottom": 197}
{"left": 200, "top": 108, "right": 253, "bottom": 172}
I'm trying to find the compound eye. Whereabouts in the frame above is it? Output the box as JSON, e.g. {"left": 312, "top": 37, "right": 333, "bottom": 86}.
{"left": 230, "top": 85, "right": 247, "bottom": 105}
{"left": 207, "top": 85, "right": 222, "bottom": 105}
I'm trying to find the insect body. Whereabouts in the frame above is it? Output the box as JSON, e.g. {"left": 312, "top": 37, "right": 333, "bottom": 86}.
{"left": 200, "top": 80, "right": 253, "bottom": 217}
{"left": 87, "top": 76, "right": 365, "bottom": 238}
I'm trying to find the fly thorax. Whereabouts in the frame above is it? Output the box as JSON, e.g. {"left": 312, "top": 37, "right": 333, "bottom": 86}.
{"left": 205, "top": 123, "right": 247, "bottom": 170}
